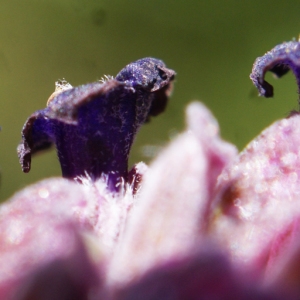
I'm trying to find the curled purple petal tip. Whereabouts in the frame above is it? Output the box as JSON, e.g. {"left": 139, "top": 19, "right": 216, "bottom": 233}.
{"left": 250, "top": 41, "right": 300, "bottom": 97}
{"left": 18, "top": 58, "right": 175, "bottom": 191}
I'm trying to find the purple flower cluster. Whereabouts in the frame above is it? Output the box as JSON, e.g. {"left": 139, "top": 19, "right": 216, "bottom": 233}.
{"left": 1, "top": 41, "right": 300, "bottom": 299}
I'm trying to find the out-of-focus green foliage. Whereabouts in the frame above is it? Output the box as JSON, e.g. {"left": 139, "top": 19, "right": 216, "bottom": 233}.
{"left": 0, "top": 0, "right": 299, "bottom": 200}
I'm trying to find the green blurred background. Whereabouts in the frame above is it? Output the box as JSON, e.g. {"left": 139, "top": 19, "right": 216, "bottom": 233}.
{"left": 0, "top": 0, "right": 299, "bottom": 200}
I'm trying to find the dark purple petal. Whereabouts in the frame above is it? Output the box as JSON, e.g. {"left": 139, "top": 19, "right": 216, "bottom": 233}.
{"left": 115, "top": 58, "right": 175, "bottom": 92}
{"left": 250, "top": 41, "right": 300, "bottom": 97}
{"left": 115, "top": 58, "right": 175, "bottom": 118}
{"left": 18, "top": 58, "right": 175, "bottom": 191}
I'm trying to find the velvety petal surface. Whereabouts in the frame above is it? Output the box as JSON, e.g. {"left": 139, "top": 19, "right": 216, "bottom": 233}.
{"left": 211, "top": 114, "right": 300, "bottom": 283}
{"left": 0, "top": 216, "right": 99, "bottom": 299}
{"left": 0, "top": 172, "right": 145, "bottom": 298}
{"left": 12, "top": 226, "right": 100, "bottom": 300}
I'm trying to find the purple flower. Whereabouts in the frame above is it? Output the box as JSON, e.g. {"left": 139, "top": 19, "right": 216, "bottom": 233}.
{"left": 250, "top": 40, "right": 300, "bottom": 97}
{"left": 17, "top": 58, "right": 175, "bottom": 191}
{"left": 1, "top": 42, "right": 300, "bottom": 299}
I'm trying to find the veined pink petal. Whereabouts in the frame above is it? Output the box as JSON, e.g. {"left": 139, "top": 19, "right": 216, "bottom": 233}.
{"left": 211, "top": 114, "right": 300, "bottom": 278}
{"left": 108, "top": 102, "right": 238, "bottom": 286}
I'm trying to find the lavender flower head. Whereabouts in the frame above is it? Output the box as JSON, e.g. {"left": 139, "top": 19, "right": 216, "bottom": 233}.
{"left": 2, "top": 40, "right": 300, "bottom": 299}
{"left": 17, "top": 58, "right": 175, "bottom": 191}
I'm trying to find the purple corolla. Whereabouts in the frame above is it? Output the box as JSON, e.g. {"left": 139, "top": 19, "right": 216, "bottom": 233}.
{"left": 17, "top": 58, "right": 175, "bottom": 191}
